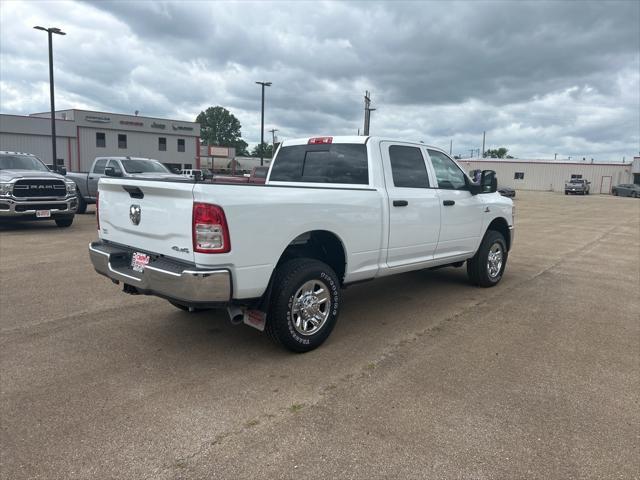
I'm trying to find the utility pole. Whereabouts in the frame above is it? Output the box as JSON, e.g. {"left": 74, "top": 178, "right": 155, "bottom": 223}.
{"left": 34, "top": 26, "right": 65, "bottom": 171}
{"left": 269, "top": 128, "right": 278, "bottom": 158}
{"left": 482, "top": 131, "right": 486, "bottom": 158}
{"left": 469, "top": 149, "right": 475, "bottom": 158}
{"left": 363, "top": 91, "right": 375, "bottom": 135}
{"left": 255, "top": 81, "right": 272, "bottom": 166}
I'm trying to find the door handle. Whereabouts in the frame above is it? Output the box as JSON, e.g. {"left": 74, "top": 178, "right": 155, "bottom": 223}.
{"left": 443, "top": 200, "right": 455, "bottom": 206}
{"left": 89, "top": 176, "right": 94, "bottom": 180}
{"left": 393, "top": 200, "right": 408, "bottom": 207}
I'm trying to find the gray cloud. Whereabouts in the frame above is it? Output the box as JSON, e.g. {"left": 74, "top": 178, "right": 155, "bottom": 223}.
{"left": 1, "top": 0, "right": 638, "bottom": 159}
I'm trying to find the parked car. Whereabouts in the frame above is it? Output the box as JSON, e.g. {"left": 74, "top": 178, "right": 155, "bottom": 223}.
{"left": 181, "top": 169, "right": 203, "bottom": 180}
{"left": 67, "top": 157, "right": 183, "bottom": 213}
{"left": 498, "top": 186, "right": 516, "bottom": 198}
{"left": 611, "top": 183, "right": 640, "bottom": 198}
{"left": 212, "top": 166, "right": 269, "bottom": 184}
{"left": 565, "top": 179, "right": 590, "bottom": 195}
{"left": 89, "top": 136, "right": 514, "bottom": 352}
{"left": 0, "top": 151, "right": 77, "bottom": 227}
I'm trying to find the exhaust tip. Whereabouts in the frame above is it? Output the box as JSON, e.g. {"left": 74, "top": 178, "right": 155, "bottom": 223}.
{"left": 227, "top": 306, "right": 245, "bottom": 325}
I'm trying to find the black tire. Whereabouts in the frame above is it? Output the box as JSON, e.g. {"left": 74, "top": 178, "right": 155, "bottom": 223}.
{"left": 265, "top": 258, "right": 341, "bottom": 353}
{"left": 467, "top": 230, "right": 508, "bottom": 288}
{"left": 76, "top": 193, "right": 87, "bottom": 214}
{"left": 168, "top": 300, "right": 210, "bottom": 312}
{"left": 564, "top": 191, "right": 568, "bottom": 195}
{"left": 55, "top": 216, "right": 74, "bottom": 228}
{"left": 612, "top": 190, "right": 618, "bottom": 196}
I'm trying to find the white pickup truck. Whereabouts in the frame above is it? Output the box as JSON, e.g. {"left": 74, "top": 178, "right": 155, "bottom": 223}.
{"left": 89, "top": 136, "right": 514, "bottom": 352}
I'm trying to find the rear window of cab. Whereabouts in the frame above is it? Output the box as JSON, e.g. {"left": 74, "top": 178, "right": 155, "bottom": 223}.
{"left": 269, "top": 144, "right": 368, "bottom": 185}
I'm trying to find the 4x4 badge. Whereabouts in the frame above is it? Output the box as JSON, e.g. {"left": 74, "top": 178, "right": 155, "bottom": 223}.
{"left": 129, "top": 204, "right": 141, "bottom": 225}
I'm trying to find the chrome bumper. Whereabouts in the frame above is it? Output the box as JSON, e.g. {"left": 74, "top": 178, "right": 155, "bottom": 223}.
{"left": 89, "top": 241, "right": 232, "bottom": 304}
{"left": 0, "top": 196, "right": 77, "bottom": 217}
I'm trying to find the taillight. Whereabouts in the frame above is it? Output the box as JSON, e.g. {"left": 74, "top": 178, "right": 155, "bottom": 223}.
{"left": 96, "top": 191, "right": 100, "bottom": 231}
{"left": 308, "top": 137, "right": 332, "bottom": 144}
{"left": 192, "top": 202, "right": 230, "bottom": 253}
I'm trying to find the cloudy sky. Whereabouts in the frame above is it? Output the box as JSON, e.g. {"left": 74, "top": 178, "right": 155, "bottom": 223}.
{"left": 1, "top": 0, "right": 638, "bottom": 159}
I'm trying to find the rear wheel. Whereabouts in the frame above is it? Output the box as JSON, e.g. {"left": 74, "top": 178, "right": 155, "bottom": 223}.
{"left": 55, "top": 216, "right": 74, "bottom": 228}
{"left": 565, "top": 191, "right": 568, "bottom": 195}
{"left": 266, "top": 258, "right": 341, "bottom": 353}
{"left": 467, "top": 230, "right": 507, "bottom": 287}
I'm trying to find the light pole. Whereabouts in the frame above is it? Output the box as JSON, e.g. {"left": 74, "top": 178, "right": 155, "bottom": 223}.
{"left": 34, "top": 26, "right": 66, "bottom": 172}
{"left": 255, "top": 81, "right": 272, "bottom": 166}
{"left": 269, "top": 128, "right": 278, "bottom": 158}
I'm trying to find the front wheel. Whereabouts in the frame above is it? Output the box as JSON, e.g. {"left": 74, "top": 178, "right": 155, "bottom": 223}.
{"left": 76, "top": 193, "right": 87, "bottom": 214}
{"left": 467, "top": 230, "right": 507, "bottom": 287}
{"left": 266, "top": 258, "right": 341, "bottom": 353}
{"left": 55, "top": 216, "right": 74, "bottom": 228}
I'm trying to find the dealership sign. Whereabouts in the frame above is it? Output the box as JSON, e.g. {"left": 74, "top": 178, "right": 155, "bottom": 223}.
{"left": 120, "top": 120, "right": 144, "bottom": 127}
{"left": 172, "top": 124, "right": 194, "bottom": 132}
{"left": 151, "top": 122, "right": 166, "bottom": 129}
{"left": 85, "top": 115, "right": 111, "bottom": 123}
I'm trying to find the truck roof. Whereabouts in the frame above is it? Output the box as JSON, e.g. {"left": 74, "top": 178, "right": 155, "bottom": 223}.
{"left": 281, "top": 136, "right": 446, "bottom": 153}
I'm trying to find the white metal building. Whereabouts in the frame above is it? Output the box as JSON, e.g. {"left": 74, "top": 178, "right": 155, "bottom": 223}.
{"left": 457, "top": 158, "right": 638, "bottom": 194}
{"left": 0, "top": 109, "right": 200, "bottom": 172}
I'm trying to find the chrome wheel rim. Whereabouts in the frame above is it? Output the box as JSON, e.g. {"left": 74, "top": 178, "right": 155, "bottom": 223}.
{"left": 291, "top": 279, "right": 331, "bottom": 336}
{"left": 487, "top": 243, "right": 503, "bottom": 279}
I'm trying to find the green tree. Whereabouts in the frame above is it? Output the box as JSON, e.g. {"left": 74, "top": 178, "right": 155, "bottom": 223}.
{"left": 196, "top": 106, "right": 249, "bottom": 156}
{"left": 250, "top": 142, "right": 273, "bottom": 158}
{"left": 484, "top": 147, "right": 511, "bottom": 159}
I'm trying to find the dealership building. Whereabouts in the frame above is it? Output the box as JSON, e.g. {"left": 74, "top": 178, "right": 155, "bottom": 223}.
{"left": 458, "top": 157, "right": 639, "bottom": 194}
{"left": 0, "top": 109, "right": 200, "bottom": 172}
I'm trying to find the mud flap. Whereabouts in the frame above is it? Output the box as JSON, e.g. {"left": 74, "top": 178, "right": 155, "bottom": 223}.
{"left": 243, "top": 309, "right": 267, "bottom": 331}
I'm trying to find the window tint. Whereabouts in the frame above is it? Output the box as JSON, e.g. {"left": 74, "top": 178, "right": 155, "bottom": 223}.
{"left": 428, "top": 150, "right": 466, "bottom": 190}
{"left": 106, "top": 159, "right": 122, "bottom": 175}
{"left": 159, "top": 137, "right": 167, "bottom": 151}
{"left": 177, "top": 139, "right": 185, "bottom": 152}
{"left": 270, "top": 144, "right": 368, "bottom": 184}
{"left": 118, "top": 134, "right": 127, "bottom": 149}
{"left": 388, "top": 145, "right": 429, "bottom": 188}
{"left": 96, "top": 132, "right": 106, "bottom": 148}
{"left": 92, "top": 159, "right": 107, "bottom": 174}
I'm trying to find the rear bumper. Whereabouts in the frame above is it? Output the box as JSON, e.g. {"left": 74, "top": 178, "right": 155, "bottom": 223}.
{"left": 89, "top": 241, "right": 232, "bottom": 305}
{"left": 0, "top": 196, "right": 78, "bottom": 217}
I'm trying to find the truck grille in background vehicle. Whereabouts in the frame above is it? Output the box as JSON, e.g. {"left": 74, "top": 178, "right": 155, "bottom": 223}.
{"left": 12, "top": 180, "right": 66, "bottom": 198}
{"left": 14, "top": 203, "right": 68, "bottom": 212}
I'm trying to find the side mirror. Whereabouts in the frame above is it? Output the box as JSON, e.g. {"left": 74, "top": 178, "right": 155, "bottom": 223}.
{"left": 58, "top": 166, "right": 67, "bottom": 176}
{"left": 104, "top": 166, "right": 122, "bottom": 177}
{"left": 480, "top": 170, "right": 498, "bottom": 193}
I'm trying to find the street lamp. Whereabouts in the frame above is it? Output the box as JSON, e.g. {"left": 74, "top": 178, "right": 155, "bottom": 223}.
{"left": 255, "top": 81, "right": 272, "bottom": 166}
{"left": 34, "top": 26, "right": 66, "bottom": 172}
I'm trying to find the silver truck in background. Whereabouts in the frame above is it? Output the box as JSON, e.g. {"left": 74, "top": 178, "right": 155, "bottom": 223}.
{"left": 0, "top": 151, "right": 78, "bottom": 227}
{"left": 67, "top": 156, "right": 183, "bottom": 213}
{"left": 565, "top": 178, "right": 591, "bottom": 195}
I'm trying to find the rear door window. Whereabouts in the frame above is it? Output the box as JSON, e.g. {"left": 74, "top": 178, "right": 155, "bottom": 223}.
{"left": 388, "top": 145, "right": 430, "bottom": 188}
{"left": 270, "top": 144, "right": 368, "bottom": 185}
{"left": 92, "top": 159, "right": 107, "bottom": 174}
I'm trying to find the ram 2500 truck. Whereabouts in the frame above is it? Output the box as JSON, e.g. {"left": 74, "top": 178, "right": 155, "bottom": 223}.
{"left": 67, "top": 156, "right": 182, "bottom": 213}
{"left": 0, "top": 151, "right": 78, "bottom": 227}
{"left": 89, "top": 136, "right": 514, "bottom": 352}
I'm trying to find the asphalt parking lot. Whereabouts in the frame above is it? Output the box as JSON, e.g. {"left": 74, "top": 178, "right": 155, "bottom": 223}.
{"left": 1, "top": 191, "right": 638, "bottom": 479}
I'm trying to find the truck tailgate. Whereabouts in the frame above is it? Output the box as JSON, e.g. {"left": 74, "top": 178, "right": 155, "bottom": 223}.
{"left": 98, "top": 178, "right": 195, "bottom": 263}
